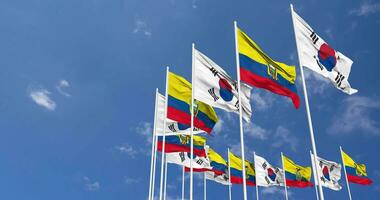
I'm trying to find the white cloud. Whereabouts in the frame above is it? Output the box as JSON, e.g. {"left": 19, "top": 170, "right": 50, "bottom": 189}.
{"left": 261, "top": 187, "right": 292, "bottom": 197}
{"left": 56, "top": 79, "right": 71, "bottom": 97}
{"left": 212, "top": 118, "right": 224, "bottom": 135}
{"left": 136, "top": 122, "right": 153, "bottom": 143}
{"left": 244, "top": 123, "right": 269, "bottom": 140}
{"left": 350, "top": 1, "right": 380, "bottom": 16}
{"left": 250, "top": 89, "right": 275, "bottom": 111}
{"left": 29, "top": 88, "right": 56, "bottom": 111}
{"left": 191, "top": 0, "right": 198, "bottom": 9}
{"left": 115, "top": 143, "right": 138, "bottom": 158}
{"left": 328, "top": 96, "right": 380, "bottom": 136}
{"left": 272, "top": 126, "right": 298, "bottom": 152}
{"left": 324, "top": 28, "right": 334, "bottom": 40}
{"left": 124, "top": 177, "right": 141, "bottom": 184}
{"left": 83, "top": 176, "right": 100, "bottom": 191}
{"left": 133, "top": 19, "right": 152, "bottom": 37}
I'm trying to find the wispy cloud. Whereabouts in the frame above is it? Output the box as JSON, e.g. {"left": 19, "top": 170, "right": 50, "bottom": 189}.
{"left": 124, "top": 176, "right": 141, "bottom": 184}
{"left": 261, "top": 187, "right": 292, "bottom": 197}
{"left": 212, "top": 118, "right": 224, "bottom": 135}
{"left": 250, "top": 89, "right": 275, "bottom": 111}
{"left": 244, "top": 123, "right": 269, "bottom": 140}
{"left": 191, "top": 0, "right": 198, "bottom": 9}
{"left": 272, "top": 126, "right": 298, "bottom": 152}
{"left": 114, "top": 143, "right": 138, "bottom": 158}
{"left": 133, "top": 19, "right": 152, "bottom": 37}
{"left": 349, "top": 1, "right": 380, "bottom": 16}
{"left": 136, "top": 122, "right": 153, "bottom": 143}
{"left": 83, "top": 176, "right": 100, "bottom": 191}
{"left": 29, "top": 88, "right": 56, "bottom": 111}
{"left": 328, "top": 96, "right": 380, "bottom": 136}
{"left": 56, "top": 79, "right": 71, "bottom": 97}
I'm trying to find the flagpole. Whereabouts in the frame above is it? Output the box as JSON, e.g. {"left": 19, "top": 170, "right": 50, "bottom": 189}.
{"left": 340, "top": 146, "right": 352, "bottom": 200}
{"left": 228, "top": 148, "right": 232, "bottom": 200}
{"left": 159, "top": 67, "right": 170, "bottom": 200}
{"left": 151, "top": 133, "right": 158, "bottom": 200}
{"left": 149, "top": 89, "right": 159, "bottom": 200}
{"left": 310, "top": 151, "right": 320, "bottom": 200}
{"left": 290, "top": 4, "right": 324, "bottom": 200}
{"left": 281, "top": 152, "right": 289, "bottom": 200}
{"left": 204, "top": 172, "right": 207, "bottom": 200}
{"left": 182, "top": 166, "right": 185, "bottom": 200}
{"left": 164, "top": 159, "right": 168, "bottom": 200}
{"left": 190, "top": 42, "right": 195, "bottom": 200}
{"left": 254, "top": 152, "right": 259, "bottom": 200}
{"left": 234, "top": 20, "right": 248, "bottom": 200}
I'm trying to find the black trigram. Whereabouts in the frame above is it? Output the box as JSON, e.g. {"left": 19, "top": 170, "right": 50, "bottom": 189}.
{"left": 265, "top": 176, "right": 271, "bottom": 184}
{"left": 196, "top": 159, "right": 204, "bottom": 165}
{"left": 168, "top": 124, "right": 177, "bottom": 132}
{"left": 262, "top": 162, "right": 267, "bottom": 170}
{"left": 208, "top": 88, "right": 219, "bottom": 102}
{"left": 209, "top": 67, "right": 219, "bottom": 76}
{"left": 335, "top": 72, "right": 345, "bottom": 88}
{"left": 179, "top": 152, "right": 186, "bottom": 162}
{"left": 234, "top": 100, "right": 239, "bottom": 110}
{"left": 310, "top": 32, "right": 319, "bottom": 44}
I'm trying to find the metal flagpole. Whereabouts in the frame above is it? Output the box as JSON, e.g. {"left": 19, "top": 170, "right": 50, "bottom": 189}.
{"left": 159, "top": 67, "right": 169, "bottom": 200}
{"left": 228, "top": 148, "right": 232, "bottom": 200}
{"left": 149, "top": 89, "right": 159, "bottom": 200}
{"left": 233, "top": 20, "right": 248, "bottom": 200}
{"left": 281, "top": 153, "right": 289, "bottom": 200}
{"left": 151, "top": 133, "right": 159, "bottom": 200}
{"left": 340, "top": 146, "right": 353, "bottom": 200}
{"left": 204, "top": 172, "right": 207, "bottom": 200}
{"left": 290, "top": 4, "right": 324, "bottom": 200}
{"left": 254, "top": 152, "right": 259, "bottom": 200}
{"left": 190, "top": 43, "right": 195, "bottom": 200}
{"left": 310, "top": 151, "right": 320, "bottom": 200}
{"left": 182, "top": 166, "right": 185, "bottom": 200}
{"left": 163, "top": 159, "right": 168, "bottom": 200}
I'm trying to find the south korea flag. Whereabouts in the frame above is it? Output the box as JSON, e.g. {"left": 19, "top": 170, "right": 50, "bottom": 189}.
{"left": 291, "top": 7, "right": 357, "bottom": 95}
{"left": 255, "top": 154, "right": 285, "bottom": 187}
{"left": 193, "top": 48, "right": 252, "bottom": 122}
{"left": 311, "top": 153, "right": 342, "bottom": 191}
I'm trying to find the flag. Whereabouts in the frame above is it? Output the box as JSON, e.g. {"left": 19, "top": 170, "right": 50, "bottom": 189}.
{"left": 193, "top": 48, "right": 252, "bottom": 122}
{"left": 342, "top": 150, "right": 373, "bottom": 185}
{"left": 237, "top": 27, "right": 300, "bottom": 108}
{"left": 229, "top": 151, "right": 256, "bottom": 186}
{"left": 184, "top": 147, "right": 231, "bottom": 185}
{"left": 167, "top": 72, "right": 219, "bottom": 133}
{"left": 205, "top": 148, "right": 230, "bottom": 185}
{"left": 205, "top": 171, "right": 230, "bottom": 185}
{"left": 166, "top": 147, "right": 211, "bottom": 170}
{"left": 155, "top": 92, "right": 203, "bottom": 136}
{"left": 157, "top": 135, "right": 207, "bottom": 157}
{"left": 291, "top": 9, "right": 357, "bottom": 95}
{"left": 255, "top": 154, "right": 284, "bottom": 187}
{"left": 283, "top": 154, "right": 313, "bottom": 188}
{"left": 185, "top": 147, "right": 228, "bottom": 175}
{"left": 311, "top": 153, "right": 342, "bottom": 191}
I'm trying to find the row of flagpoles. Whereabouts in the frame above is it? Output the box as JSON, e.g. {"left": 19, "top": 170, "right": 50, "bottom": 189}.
{"left": 147, "top": 4, "right": 371, "bottom": 200}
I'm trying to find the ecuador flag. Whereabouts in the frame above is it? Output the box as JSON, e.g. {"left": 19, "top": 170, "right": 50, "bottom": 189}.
{"left": 185, "top": 147, "right": 228, "bottom": 175}
{"left": 229, "top": 151, "right": 255, "bottom": 186}
{"left": 167, "top": 72, "right": 218, "bottom": 133}
{"left": 237, "top": 27, "right": 300, "bottom": 108}
{"left": 342, "top": 150, "right": 373, "bottom": 185}
{"left": 283, "top": 155, "right": 313, "bottom": 188}
{"left": 157, "top": 135, "right": 206, "bottom": 157}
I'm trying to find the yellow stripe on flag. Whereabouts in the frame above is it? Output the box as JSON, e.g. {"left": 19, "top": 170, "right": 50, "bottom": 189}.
{"left": 283, "top": 155, "right": 311, "bottom": 181}
{"left": 229, "top": 151, "right": 255, "bottom": 176}
{"left": 342, "top": 150, "right": 368, "bottom": 177}
{"left": 237, "top": 28, "right": 296, "bottom": 84}
{"left": 208, "top": 148, "right": 227, "bottom": 165}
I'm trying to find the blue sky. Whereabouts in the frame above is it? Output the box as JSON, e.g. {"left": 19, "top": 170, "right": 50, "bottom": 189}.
{"left": 0, "top": 0, "right": 379, "bottom": 199}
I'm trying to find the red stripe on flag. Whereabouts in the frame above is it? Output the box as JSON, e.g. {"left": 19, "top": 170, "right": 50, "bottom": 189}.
{"left": 286, "top": 179, "right": 313, "bottom": 188}
{"left": 156, "top": 141, "right": 206, "bottom": 157}
{"left": 347, "top": 174, "right": 373, "bottom": 185}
